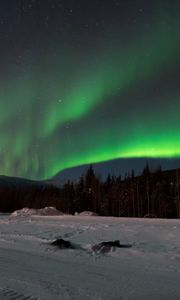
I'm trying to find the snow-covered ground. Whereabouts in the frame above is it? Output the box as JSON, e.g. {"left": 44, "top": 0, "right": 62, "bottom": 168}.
{"left": 0, "top": 214, "right": 180, "bottom": 300}
{"left": 11, "top": 207, "right": 63, "bottom": 217}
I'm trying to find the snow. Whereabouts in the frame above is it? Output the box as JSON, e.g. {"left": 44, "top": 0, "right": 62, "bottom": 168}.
{"left": 11, "top": 207, "right": 63, "bottom": 217}
{"left": 77, "top": 211, "right": 98, "bottom": 216}
{"left": 0, "top": 214, "right": 180, "bottom": 300}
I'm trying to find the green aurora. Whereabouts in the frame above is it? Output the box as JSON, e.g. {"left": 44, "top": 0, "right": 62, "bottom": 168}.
{"left": 0, "top": 1, "right": 179, "bottom": 179}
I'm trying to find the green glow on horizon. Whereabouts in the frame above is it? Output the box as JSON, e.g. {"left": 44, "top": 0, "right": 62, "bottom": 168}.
{"left": 46, "top": 126, "right": 180, "bottom": 178}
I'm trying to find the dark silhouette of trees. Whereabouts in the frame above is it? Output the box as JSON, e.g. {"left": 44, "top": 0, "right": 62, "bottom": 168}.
{"left": 0, "top": 165, "right": 180, "bottom": 219}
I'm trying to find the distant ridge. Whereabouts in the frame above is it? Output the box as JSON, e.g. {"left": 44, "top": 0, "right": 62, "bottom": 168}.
{"left": 1, "top": 158, "right": 180, "bottom": 187}
{"left": 0, "top": 175, "right": 47, "bottom": 188}
{"left": 53, "top": 157, "right": 180, "bottom": 185}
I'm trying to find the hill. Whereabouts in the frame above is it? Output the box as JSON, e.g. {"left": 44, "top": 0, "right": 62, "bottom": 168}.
{"left": 52, "top": 157, "right": 180, "bottom": 184}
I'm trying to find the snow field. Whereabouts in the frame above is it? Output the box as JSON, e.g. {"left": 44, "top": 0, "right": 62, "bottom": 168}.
{"left": 0, "top": 214, "right": 180, "bottom": 299}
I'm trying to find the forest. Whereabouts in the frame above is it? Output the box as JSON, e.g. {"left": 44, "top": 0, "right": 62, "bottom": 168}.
{"left": 0, "top": 164, "right": 180, "bottom": 219}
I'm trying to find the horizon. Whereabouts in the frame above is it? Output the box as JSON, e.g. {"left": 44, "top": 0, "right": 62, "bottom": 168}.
{"left": 1, "top": 157, "right": 180, "bottom": 183}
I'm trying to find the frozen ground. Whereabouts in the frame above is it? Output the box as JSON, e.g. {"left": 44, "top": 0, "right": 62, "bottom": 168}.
{"left": 0, "top": 214, "right": 180, "bottom": 300}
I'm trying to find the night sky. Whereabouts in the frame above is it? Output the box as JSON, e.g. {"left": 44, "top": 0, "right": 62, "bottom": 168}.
{"left": 0, "top": 0, "right": 179, "bottom": 180}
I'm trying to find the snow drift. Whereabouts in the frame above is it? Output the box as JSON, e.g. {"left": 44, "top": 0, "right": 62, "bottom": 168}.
{"left": 77, "top": 211, "right": 98, "bottom": 216}
{"left": 11, "top": 207, "right": 63, "bottom": 217}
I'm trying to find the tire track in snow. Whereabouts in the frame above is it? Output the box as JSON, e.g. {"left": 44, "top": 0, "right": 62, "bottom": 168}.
{"left": 0, "top": 288, "right": 43, "bottom": 300}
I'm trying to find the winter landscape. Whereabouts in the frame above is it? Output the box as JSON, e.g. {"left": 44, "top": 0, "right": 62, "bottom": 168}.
{"left": 0, "top": 211, "right": 180, "bottom": 300}
{"left": 0, "top": 0, "right": 180, "bottom": 299}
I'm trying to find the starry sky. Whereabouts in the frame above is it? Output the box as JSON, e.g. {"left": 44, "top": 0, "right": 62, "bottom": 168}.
{"left": 0, "top": 0, "right": 179, "bottom": 180}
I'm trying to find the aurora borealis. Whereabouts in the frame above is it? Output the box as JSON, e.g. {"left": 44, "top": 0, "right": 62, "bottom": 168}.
{"left": 0, "top": 0, "right": 179, "bottom": 180}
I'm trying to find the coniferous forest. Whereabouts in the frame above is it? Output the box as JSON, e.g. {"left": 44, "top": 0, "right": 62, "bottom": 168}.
{"left": 0, "top": 165, "right": 180, "bottom": 219}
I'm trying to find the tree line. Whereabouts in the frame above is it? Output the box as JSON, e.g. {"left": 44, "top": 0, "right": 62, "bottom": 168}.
{"left": 0, "top": 164, "right": 180, "bottom": 218}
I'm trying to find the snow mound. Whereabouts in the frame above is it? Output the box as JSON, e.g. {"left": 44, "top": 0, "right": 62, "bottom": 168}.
{"left": 11, "top": 207, "right": 63, "bottom": 217}
{"left": 77, "top": 211, "right": 98, "bottom": 216}
{"left": 11, "top": 208, "right": 37, "bottom": 217}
